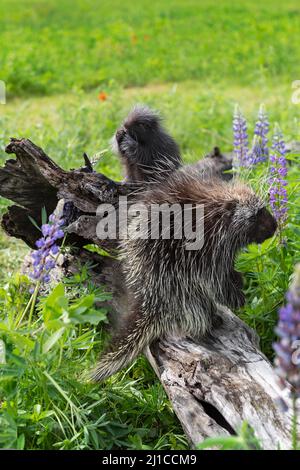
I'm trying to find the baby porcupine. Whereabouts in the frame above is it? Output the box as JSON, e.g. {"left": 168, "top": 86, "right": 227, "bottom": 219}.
{"left": 92, "top": 171, "right": 277, "bottom": 382}
{"left": 112, "top": 105, "right": 182, "bottom": 183}
{"left": 112, "top": 105, "right": 233, "bottom": 183}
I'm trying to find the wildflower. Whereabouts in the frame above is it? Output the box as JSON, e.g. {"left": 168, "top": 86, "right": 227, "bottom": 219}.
{"left": 30, "top": 213, "right": 64, "bottom": 285}
{"left": 248, "top": 105, "right": 269, "bottom": 164}
{"left": 98, "top": 91, "right": 107, "bottom": 102}
{"left": 273, "top": 264, "right": 300, "bottom": 413}
{"left": 233, "top": 105, "right": 249, "bottom": 166}
{"left": 269, "top": 124, "right": 288, "bottom": 227}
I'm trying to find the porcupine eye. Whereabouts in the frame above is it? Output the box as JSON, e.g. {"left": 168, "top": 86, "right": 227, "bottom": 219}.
{"left": 224, "top": 201, "right": 237, "bottom": 212}
{"left": 223, "top": 201, "right": 237, "bottom": 225}
{"left": 247, "top": 207, "right": 277, "bottom": 244}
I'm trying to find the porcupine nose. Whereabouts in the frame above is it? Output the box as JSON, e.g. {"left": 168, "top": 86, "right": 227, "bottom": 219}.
{"left": 255, "top": 209, "right": 278, "bottom": 243}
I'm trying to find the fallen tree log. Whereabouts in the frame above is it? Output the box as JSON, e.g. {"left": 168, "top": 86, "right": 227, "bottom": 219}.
{"left": 0, "top": 138, "right": 295, "bottom": 449}
{"left": 146, "top": 312, "right": 292, "bottom": 449}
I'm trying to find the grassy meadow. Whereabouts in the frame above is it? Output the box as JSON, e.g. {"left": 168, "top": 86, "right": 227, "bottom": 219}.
{"left": 0, "top": 0, "right": 300, "bottom": 450}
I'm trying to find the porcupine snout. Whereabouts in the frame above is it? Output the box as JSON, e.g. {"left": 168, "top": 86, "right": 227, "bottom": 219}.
{"left": 249, "top": 207, "right": 278, "bottom": 244}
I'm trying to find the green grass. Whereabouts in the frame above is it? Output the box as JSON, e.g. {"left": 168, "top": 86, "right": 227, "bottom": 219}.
{"left": 0, "top": 0, "right": 300, "bottom": 450}
{"left": 0, "top": 0, "right": 300, "bottom": 97}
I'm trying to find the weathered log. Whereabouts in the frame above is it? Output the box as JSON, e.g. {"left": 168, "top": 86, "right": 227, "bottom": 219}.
{"left": 0, "top": 138, "right": 296, "bottom": 450}
{"left": 0, "top": 138, "right": 139, "bottom": 248}
{"left": 146, "top": 312, "right": 293, "bottom": 449}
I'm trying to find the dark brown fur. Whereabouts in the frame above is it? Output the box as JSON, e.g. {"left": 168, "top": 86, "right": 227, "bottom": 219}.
{"left": 113, "top": 105, "right": 182, "bottom": 183}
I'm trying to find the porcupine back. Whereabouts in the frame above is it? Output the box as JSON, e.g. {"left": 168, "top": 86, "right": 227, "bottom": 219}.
{"left": 122, "top": 167, "right": 276, "bottom": 318}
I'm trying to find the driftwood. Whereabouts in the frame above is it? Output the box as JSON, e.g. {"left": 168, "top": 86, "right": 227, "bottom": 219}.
{"left": 146, "top": 314, "right": 292, "bottom": 449}
{"left": 0, "top": 138, "right": 296, "bottom": 449}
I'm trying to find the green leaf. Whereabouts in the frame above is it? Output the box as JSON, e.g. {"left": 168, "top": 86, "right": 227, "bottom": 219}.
{"left": 42, "top": 327, "right": 65, "bottom": 354}
{"left": 197, "top": 436, "right": 246, "bottom": 450}
{"left": 78, "top": 309, "right": 107, "bottom": 325}
{"left": 67, "top": 291, "right": 107, "bottom": 325}
{"left": 41, "top": 206, "right": 48, "bottom": 225}
{"left": 42, "top": 283, "right": 68, "bottom": 324}
{"left": 16, "top": 434, "right": 25, "bottom": 450}
{"left": 84, "top": 244, "right": 115, "bottom": 258}
{"left": 28, "top": 215, "right": 41, "bottom": 232}
{"left": 0, "top": 325, "right": 34, "bottom": 350}
{"left": 45, "top": 283, "right": 66, "bottom": 307}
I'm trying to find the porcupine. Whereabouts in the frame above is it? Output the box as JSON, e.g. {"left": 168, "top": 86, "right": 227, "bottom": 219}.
{"left": 92, "top": 107, "right": 277, "bottom": 382}
{"left": 112, "top": 105, "right": 233, "bottom": 183}
{"left": 111, "top": 105, "right": 181, "bottom": 183}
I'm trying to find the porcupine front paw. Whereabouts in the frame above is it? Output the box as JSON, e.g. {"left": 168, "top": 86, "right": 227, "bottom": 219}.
{"left": 116, "top": 127, "right": 139, "bottom": 160}
{"left": 115, "top": 127, "right": 126, "bottom": 154}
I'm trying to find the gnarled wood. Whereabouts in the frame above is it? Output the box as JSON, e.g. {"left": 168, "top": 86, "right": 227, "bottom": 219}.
{"left": 146, "top": 310, "right": 293, "bottom": 449}
{"left": 0, "top": 138, "right": 139, "bottom": 248}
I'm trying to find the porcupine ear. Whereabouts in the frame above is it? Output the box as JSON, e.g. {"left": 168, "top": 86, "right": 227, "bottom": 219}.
{"left": 211, "top": 147, "right": 222, "bottom": 158}
{"left": 223, "top": 200, "right": 237, "bottom": 219}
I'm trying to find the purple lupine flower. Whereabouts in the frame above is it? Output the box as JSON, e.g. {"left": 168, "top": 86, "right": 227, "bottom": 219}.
{"left": 233, "top": 105, "right": 250, "bottom": 166}
{"left": 30, "top": 213, "right": 64, "bottom": 284}
{"left": 268, "top": 125, "right": 288, "bottom": 227}
{"left": 248, "top": 105, "right": 269, "bottom": 164}
{"left": 273, "top": 265, "right": 300, "bottom": 408}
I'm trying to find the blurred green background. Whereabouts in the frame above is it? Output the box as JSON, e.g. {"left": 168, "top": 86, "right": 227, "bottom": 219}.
{"left": 1, "top": 0, "right": 299, "bottom": 272}
{"left": 1, "top": 0, "right": 300, "bottom": 95}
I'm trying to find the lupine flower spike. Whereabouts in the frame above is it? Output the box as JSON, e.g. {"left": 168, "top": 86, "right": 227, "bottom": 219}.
{"left": 15, "top": 213, "right": 65, "bottom": 328}
{"left": 273, "top": 264, "right": 300, "bottom": 448}
{"left": 249, "top": 104, "right": 269, "bottom": 164}
{"left": 30, "top": 213, "right": 65, "bottom": 285}
{"left": 269, "top": 124, "right": 288, "bottom": 229}
{"left": 233, "top": 105, "right": 249, "bottom": 167}
{"left": 273, "top": 265, "right": 300, "bottom": 403}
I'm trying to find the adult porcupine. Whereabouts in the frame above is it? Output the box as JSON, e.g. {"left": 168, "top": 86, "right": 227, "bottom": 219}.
{"left": 92, "top": 167, "right": 277, "bottom": 382}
